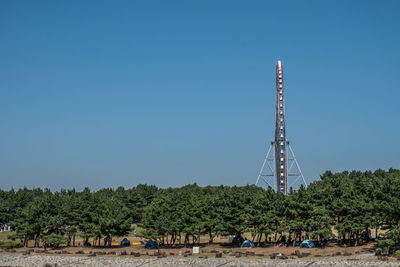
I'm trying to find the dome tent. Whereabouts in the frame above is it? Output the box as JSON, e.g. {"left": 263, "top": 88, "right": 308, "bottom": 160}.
{"left": 240, "top": 240, "right": 255, "bottom": 248}
{"left": 299, "top": 240, "right": 315, "bottom": 248}
{"left": 120, "top": 237, "right": 130, "bottom": 247}
{"left": 144, "top": 240, "right": 158, "bottom": 249}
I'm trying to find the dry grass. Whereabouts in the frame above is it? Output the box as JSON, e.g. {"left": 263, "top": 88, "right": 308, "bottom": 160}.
{"left": 0, "top": 231, "right": 13, "bottom": 242}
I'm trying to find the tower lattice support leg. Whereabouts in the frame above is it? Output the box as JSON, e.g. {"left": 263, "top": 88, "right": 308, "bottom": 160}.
{"left": 286, "top": 142, "right": 307, "bottom": 194}
{"left": 256, "top": 141, "right": 275, "bottom": 189}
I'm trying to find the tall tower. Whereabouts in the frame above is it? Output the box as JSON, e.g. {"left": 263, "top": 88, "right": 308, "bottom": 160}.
{"left": 275, "top": 61, "right": 287, "bottom": 193}
{"left": 256, "top": 61, "right": 307, "bottom": 194}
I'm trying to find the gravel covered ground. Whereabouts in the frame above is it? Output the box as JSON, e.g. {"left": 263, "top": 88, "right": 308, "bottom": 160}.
{"left": 0, "top": 253, "right": 399, "bottom": 267}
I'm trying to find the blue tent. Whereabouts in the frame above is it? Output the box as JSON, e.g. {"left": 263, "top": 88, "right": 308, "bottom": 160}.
{"left": 119, "top": 237, "right": 130, "bottom": 247}
{"left": 299, "top": 240, "right": 315, "bottom": 248}
{"left": 240, "top": 240, "right": 255, "bottom": 248}
{"left": 144, "top": 240, "right": 158, "bottom": 249}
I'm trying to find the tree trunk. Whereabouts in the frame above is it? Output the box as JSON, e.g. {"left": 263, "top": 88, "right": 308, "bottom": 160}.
{"left": 34, "top": 236, "right": 38, "bottom": 248}
{"left": 292, "top": 233, "right": 297, "bottom": 247}
{"left": 354, "top": 231, "right": 358, "bottom": 247}
{"left": 257, "top": 233, "right": 262, "bottom": 246}
{"left": 198, "top": 230, "right": 201, "bottom": 245}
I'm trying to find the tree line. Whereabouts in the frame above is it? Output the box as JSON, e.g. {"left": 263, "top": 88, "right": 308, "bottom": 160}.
{"left": 0, "top": 185, "right": 158, "bottom": 247}
{"left": 1, "top": 169, "right": 400, "bottom": 252}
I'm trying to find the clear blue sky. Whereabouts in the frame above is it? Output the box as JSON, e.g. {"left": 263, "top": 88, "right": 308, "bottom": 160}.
{"left": 1, "top": 0, "right": 399, "bottom": 190}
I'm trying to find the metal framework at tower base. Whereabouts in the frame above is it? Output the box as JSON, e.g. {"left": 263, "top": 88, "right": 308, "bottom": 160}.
{"left": 256, "top": 140, "right": 307, "bottom": 194}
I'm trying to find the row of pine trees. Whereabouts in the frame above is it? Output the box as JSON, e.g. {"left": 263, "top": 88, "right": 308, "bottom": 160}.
{"left": 1, "top": 169, "right": 400, "bottom": 251}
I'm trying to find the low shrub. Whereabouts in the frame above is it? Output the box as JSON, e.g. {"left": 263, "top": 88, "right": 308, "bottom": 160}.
{"left": 377, "top": 227, "right": 400, "bottom": 255}
{"left": 0, "top": 241, "right": 23, "bottom": 249}
{"left": 42, "top": 234, "right": 68, "bottom": 248}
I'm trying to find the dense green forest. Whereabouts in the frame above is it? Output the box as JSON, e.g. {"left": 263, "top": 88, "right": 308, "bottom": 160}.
{"left": 1, "top": 169, "right": 400, "bottom": 253}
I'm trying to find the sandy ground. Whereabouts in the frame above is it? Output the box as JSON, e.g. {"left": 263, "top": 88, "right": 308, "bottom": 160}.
{"left": 2, "top": 232, "right": 398, "bottom": 266}
{"left": 0, "top": 241, "right": 377, "bottom": 257}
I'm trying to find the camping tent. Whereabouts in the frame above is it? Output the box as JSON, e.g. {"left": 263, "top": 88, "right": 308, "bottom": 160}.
{"left": 120, "top": 238, "right": 130, "bottom": 247}
{"left": 240, "top": 240, "right": 255, "bottom": 248}
{"left": 144, "top": 240, "right": 158, "bottom": 249}
{"left": 299, "top": 240, "right": 315, "bottom": 248}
